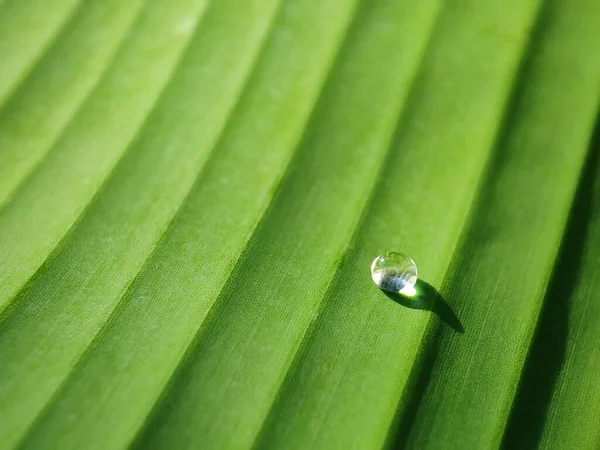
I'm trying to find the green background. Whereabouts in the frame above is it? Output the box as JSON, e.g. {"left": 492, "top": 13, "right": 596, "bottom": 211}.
{"left": 0, "top": 0, "right": 599, "bottom": 448}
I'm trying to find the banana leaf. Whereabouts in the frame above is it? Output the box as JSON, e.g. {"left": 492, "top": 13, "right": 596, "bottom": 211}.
{"left": 0, "top": 0, "right": 599, "bottom": 448}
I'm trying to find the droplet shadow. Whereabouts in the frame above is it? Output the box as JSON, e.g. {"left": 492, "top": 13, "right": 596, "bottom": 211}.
{"left": 383, "top": 280, "right": 464, "bottom": 333}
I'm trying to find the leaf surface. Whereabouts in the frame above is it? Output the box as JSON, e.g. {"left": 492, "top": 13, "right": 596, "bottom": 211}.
{"left": 0, "top": 0, "right": 599, "bottom": 449}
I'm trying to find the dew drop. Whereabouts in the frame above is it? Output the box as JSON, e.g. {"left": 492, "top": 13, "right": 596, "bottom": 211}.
{"left": 371, "top": 252, "right": 417, "bottom": 294}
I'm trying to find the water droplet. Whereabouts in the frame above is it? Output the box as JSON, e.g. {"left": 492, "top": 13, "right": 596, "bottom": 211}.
{"left": 371, "top": 252, "right": 417, "bottom": 294}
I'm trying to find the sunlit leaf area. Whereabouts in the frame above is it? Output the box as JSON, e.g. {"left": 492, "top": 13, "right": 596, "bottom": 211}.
{"left": 0, "top": 0, "right": 599, "bottom": 448}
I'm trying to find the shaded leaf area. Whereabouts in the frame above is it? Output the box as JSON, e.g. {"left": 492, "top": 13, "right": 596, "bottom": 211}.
{"left": 0, "top": 0, "right": 598, "bottom": 449}
{"left": 503, "top": 122, "right": 600, "bottom": 449}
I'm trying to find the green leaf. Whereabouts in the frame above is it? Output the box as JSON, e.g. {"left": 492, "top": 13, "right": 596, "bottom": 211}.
{"left": 0, "top": 0, "right": 599, "bottom": 449}
{"left": 503, "top": 123, "right": 600, "bottom": 450}
{"left": 0, "top": 0, "right": 147, "bottom": 206}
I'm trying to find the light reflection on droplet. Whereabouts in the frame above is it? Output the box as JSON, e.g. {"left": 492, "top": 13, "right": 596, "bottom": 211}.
{"left": 399, "top": 284, "right": 417, "bottom": 297}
